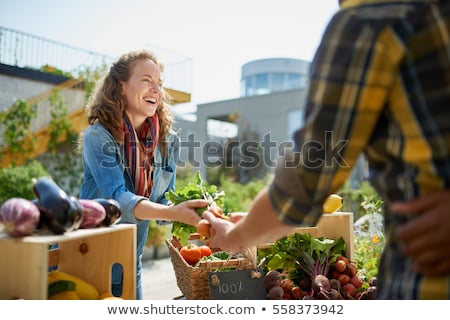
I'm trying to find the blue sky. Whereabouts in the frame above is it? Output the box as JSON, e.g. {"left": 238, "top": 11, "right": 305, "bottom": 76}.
{"left": 0, "top": 0, "right": 339, "bottom": 112}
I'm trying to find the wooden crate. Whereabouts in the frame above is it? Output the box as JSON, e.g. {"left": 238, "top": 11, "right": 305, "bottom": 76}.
{"left": 0, "top": 224, "right": 136, "bottom": 300}
{"left": 313, "top": 212, "right": 354, "bottom": 260}
{"left": 259, "top": 212, "right": 354, "bottom": 260}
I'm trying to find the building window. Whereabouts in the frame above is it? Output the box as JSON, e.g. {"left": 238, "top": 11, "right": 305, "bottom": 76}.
{"left": 255, "top": 73, "right": 269, "bottom": 95}
{"left": 287, "top": 73, "right": 301, "bottom": 90}
{"left": 271, "top": 72, "right": 285, "bottom": 92}
{"left": 241, "top": 77, "right": 253, "bottom": 97}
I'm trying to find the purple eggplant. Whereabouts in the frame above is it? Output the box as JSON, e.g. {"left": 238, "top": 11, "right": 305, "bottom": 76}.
{"left": 32, "top": 178, "right": 83, "bottom": 235}
{"left": 78, "top": 199, "right": 106, "bottom": 228}
{"left": 93, "top": 198, "right": 122, "bottom": 226}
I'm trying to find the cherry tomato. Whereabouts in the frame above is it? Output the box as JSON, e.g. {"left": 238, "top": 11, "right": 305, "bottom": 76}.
{"left": 179, "top": 243, "right": 202, "bottom": 265}
{"left": 199, "top": 245, "right": 212, "bottom": 257}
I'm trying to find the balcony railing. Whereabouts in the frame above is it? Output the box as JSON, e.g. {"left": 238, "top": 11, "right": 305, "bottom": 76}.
{"left": 0, "top": 25, "right": 111, "bottom": 76}
{"left": 0, "top": 25, "right": 192, "bottom": 93}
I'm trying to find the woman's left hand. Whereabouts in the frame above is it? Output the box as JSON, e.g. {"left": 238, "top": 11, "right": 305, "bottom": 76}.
{"left": 171, "top": 199, "right": 209, "bottom": 226}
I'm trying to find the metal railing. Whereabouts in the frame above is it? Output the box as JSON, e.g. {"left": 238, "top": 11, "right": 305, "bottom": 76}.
{"left": 0, "top": 25, "right": 111, "bottom": 76}
{"left": 0, "top": 25, "right": 192, "bottom": 92}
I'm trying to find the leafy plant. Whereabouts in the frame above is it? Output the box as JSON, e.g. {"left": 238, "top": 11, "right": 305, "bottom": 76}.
{"left": 39, "top": 64, "right": 73, "bottom": 78}
{"left": 0, "top": 99, "right": 37, "bottom": 163}
{"left": 259, "top": 233, "right": 346, "bottom": 283}
{"left": 353, "top": 196, "right": 385, "bottom": 281}
{"left": 339, "top": 180, "right": 381, "bottom": 219}
{"left": 48, "top": 88, "right": 77, "bottom": 154}
{"left": 0, "top": 160, "right": 49, "bottom": 205}
{"left": 337, "top": 179, "right": 385, "bottom": 280}
{"left": 295, "top": 236, "right": 346, "bottom": 280}
{"left": 217, "top": 173, "right": 270, "bottom": 213}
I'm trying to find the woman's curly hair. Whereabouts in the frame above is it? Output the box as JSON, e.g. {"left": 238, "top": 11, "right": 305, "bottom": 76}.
{"left": 85, "top": 49, "right": 174, "bottom": 156}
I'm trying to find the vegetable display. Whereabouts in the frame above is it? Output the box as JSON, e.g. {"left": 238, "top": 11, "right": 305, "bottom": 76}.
{"left": 0, "top": 177, "right": 125, "bottom": 237}
{"left": 260, "top": 233, "right": 377, "bottom": 299}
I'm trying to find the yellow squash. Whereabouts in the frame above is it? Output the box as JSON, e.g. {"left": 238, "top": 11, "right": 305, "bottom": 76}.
{"left": 48, "top": 270, "right": 99, "bottom": 300}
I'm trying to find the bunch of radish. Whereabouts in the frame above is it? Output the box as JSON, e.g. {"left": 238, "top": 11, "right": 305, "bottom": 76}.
{"left": 261, "top": 233, "right": 378, "bottom": 300}
{"left": 265, "top": 270, "right": 304, "bottom": 300}
{"left": 265, "top": 255, "right": 378, "bottom": 300}
{"left": 327, "top": 255, "right": 363, "bottom": 299}
{"left": 300, "top": 255, "right": 375, "bottom": 300}
{"left": 265, "top": 270, "right": 309, "bottom": 300}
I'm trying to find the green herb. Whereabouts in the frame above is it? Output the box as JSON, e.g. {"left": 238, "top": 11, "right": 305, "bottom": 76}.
{"left": 165, "top": 171, "right": 226, "bottom": 246}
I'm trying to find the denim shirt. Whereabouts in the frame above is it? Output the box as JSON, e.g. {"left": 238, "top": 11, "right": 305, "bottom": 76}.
{"left": 79, "top": 122, "right": 179, "bottom": 298}
{"left": 80, "top": 122, "right": 179, "bottom": 221}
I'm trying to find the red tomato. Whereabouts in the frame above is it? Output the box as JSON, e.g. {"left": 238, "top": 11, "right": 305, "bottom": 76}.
{"left": 179, "top": 244, "right": 202, "bottom": 265}
{"left": 199, "top": 245, "right": 212, "bottom": 257}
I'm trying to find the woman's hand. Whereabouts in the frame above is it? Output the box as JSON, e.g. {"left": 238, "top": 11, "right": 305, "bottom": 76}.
{"left": 170, "top": 199, "right": 209, "bottom": 226}
{"left": 392, "top": 190, "right": 450, "bottom": 276}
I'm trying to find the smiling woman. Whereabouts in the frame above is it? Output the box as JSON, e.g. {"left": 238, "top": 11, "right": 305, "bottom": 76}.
{"left": 78, "top": 49, "right": 208, "bottom": 299}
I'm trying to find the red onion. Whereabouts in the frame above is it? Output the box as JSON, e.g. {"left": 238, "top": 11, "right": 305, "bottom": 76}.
{"left": 0, "top": 198, "right": 40, "bottom": 237}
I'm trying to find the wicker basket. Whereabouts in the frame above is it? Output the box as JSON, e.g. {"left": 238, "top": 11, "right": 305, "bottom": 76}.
{"left": 166, "top": 238, "right": 256, "bottom": 299}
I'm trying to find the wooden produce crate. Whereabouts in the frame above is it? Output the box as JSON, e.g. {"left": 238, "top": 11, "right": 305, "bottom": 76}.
{"left": 259, "top": 212, "right": 354, "bottom": 260}
{"left": 0, "top": 224, "right": 136, "bottom": 300}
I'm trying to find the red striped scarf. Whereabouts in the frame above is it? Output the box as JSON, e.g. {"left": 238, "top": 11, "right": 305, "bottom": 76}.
{"left": 123, "top": 113, "right": 159, "bottom": 197}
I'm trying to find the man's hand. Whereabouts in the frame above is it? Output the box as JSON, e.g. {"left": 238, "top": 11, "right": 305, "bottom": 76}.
{"left": 201, "top": 210, "right": 240, "bottom": 252}
{"left": 391, "top": 190, "right": 450, "bottom": 276}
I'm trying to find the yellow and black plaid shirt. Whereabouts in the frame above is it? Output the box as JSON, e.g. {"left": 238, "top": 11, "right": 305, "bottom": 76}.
{"left": 270, "top": 0, "right": 450, "bottom": 299}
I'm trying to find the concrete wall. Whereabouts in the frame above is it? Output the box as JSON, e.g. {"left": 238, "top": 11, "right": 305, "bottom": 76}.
{"left": 0, "top": 74, "right": 56, "bottom": 111}
{"left": 179, "top": 88, "right": 308, "bottom": 178}
{"left": 176, "top": 88, "right": 367, "bottom": 187}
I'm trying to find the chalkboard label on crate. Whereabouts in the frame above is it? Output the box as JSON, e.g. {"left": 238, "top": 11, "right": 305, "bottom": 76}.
{"left": 208, "top": 269, "right": 267, "bottom": 300}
